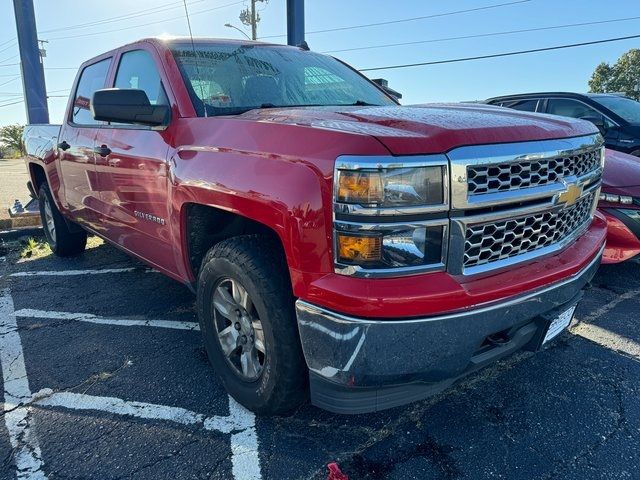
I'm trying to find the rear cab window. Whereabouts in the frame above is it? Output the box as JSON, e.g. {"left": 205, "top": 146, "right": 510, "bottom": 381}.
{"left": 71, "top": 58, "right": 112, "bottom": 125}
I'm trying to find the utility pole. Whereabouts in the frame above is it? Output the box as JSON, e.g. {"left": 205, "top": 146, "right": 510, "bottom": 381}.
{"left": 12, "top": 0, "right": 49, "bottom": 124}
{"left": 239, "top": 0, "right": 268, "bottom": 41}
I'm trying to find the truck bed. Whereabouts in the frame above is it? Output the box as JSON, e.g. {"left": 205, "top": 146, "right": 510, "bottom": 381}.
{"left": 23, "top": 124, "right": 60, "bottom": 161}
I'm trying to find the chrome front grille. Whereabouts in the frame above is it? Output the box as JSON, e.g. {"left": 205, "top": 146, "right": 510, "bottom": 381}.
{"left": 467, "top": 149, "right": 602, "bottom": 195}
{"left": 463, "top": 192, "right": 595, "bottom": 268}
{"left": 447, "top": 133, "right": 604, "bottom": 275}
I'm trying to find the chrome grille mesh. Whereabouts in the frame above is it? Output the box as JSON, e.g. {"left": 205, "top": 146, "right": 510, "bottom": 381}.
{"left": 463, "top": 192, "right": 595, "bottom": 268}
{"left": 467, "top": 149, "right": 601, "bottom": 195}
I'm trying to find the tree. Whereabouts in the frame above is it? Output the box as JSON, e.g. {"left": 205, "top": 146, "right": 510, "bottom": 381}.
{"left": 0, "top": 124, "right": 24, "bottom": 157}
{"left": 588, "top": 49, "right": 640, "bottom": 100}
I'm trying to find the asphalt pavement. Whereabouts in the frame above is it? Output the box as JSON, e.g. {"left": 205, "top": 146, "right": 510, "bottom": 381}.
{"left": 0, "top": 234, "right": 638, "bottom": 480}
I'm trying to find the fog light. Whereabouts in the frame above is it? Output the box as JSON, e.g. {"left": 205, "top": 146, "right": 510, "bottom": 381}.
{"left": 337, "top": 234, "right": 382, "bottom": 263}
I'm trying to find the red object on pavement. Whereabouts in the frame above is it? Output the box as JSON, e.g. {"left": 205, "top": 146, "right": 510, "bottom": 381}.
{"left": 327, "top": 462, "right": 349, "bottom": 480}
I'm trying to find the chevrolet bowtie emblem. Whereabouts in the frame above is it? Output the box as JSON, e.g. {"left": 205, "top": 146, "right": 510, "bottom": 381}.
{"left": 557, "top": 182, "right": 583, "bottom": 207}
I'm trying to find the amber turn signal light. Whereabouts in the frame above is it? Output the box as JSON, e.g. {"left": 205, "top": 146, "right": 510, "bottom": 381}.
{"left": 337, "top": 234, "right": 382, "bottom": 263}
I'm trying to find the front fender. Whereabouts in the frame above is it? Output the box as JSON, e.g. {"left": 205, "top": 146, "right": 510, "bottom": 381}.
{"left": 169, "top": 146, "right": 333, "bottom": 297}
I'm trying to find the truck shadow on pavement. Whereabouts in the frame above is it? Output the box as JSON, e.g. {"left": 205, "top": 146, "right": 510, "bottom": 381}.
{"left": 1, "top": 236, "right": 639, "bottom": 480}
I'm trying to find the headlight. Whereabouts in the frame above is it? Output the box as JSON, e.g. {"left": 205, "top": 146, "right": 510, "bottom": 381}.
{"left": 336, "top": 166, "right": 445, "bottom": 207}
{"left": 600, "top": 193, "right": 633, "bottom": 205}
{"left": 333, "top": 155, "right": 449, "bottom": 277}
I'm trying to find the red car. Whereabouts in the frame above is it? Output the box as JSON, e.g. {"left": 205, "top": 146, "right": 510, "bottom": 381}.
{"left": 24, "top": 38, "right": 606, "bottom": 414}
{"left": 600, "top": 148, "right": 640, "bottom": 263}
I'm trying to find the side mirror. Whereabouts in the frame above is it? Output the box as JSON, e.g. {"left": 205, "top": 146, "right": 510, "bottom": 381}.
{"left": 91, "top": 88, "right": 170, "bottom": 127}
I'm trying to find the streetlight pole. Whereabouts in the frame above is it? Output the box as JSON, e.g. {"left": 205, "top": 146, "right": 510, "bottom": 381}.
{"left": 224, "top": 23, "right": 251, "bottom": 40}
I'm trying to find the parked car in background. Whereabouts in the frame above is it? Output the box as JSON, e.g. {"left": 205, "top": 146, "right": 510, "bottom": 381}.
{"left": 486, "top": 92, "right": 640, "bottom": 157}
{"left": 599, "top": 148, "right": 640, "bottom": 263}
{"left": 23, "top": 38, "right": 607, "bottom": 415}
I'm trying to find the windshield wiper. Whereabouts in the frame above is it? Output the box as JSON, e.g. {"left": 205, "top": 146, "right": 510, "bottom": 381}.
{"left": 349, "top": 100, "right": 383, "bottom": 106}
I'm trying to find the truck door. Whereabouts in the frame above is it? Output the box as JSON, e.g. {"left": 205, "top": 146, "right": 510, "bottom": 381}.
{"left": 93, "top": 48, "right": 176, "bottom": 273}
{"left": 58, "top": 57, "right": 112, "bottom": 227}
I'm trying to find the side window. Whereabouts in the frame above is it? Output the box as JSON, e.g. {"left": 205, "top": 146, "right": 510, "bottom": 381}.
{"left": 503, "top": 99, "right": 539, "bottom": 112}
{"left": 114, "top": 50, "right": 168, "bottom": 106}
{"left": 546, "top": 99, "right": 597, "bottom": 119}
{"left": 72, "top": 58, "right": 111, "bottom": 125}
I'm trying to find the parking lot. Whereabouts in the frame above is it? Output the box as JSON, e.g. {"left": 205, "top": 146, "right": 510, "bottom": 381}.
{"left": 1, "top": 233, "right": 639, "bottom": 480}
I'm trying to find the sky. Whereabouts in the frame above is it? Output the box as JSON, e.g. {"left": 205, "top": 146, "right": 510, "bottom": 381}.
{"left": 0, "top": 0, "right": 639, "bottom": 126}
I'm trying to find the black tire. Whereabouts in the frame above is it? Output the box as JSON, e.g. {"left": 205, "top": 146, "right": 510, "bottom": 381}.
{"left": 196, "top": 235, "right": 307, "bottom": 415}
{"left": 39, "top": 183, "right": 87, "bottom": 257}
{"left": 631, "top": 149, "right": 640, "bottom": 158}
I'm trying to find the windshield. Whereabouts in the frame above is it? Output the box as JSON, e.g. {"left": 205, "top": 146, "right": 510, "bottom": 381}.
{"left": 593, "top": 95, "right": 640, "bottom": 124}
{"left": 170, "top": 42, "right": 396, "bottom": 116}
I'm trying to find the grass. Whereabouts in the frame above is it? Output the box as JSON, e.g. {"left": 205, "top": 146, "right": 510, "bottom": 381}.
{"left": 20, "top": 237, "right": 52, "bottom": 259}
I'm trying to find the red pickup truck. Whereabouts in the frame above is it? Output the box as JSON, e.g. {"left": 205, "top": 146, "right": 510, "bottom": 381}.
{"left": 24, "top": 38, "right": 607, "bottom": 415}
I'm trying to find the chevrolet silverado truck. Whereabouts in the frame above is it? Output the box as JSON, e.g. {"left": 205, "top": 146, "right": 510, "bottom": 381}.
{"left": 24, "top": 38, "right": 607, "bottom": 415}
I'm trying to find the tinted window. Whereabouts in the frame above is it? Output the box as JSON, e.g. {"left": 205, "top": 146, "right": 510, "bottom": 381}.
{"left": 546, "top": 99, "right": 597, "bottom": 119}
{"left": 547, "top": 98, "right": 616, "bottom": 128}
{"left": 170, "top": 43, "right": 395, "bottom": 117}
{"left": 593, "top": 96, "right": 640, "bottom": 124}
{"left": 72, "top": 58, "right": 111, "bottom": 125}
{"left": 114, "top": 50, "right": 168, "bottom": 105}
{"left": 502, "top": 99, "right": 538, "bottom": 112}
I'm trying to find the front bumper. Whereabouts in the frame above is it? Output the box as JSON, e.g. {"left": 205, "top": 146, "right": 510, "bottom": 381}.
{"left": 296, "top": 245, "right": 603, "bottom": 414}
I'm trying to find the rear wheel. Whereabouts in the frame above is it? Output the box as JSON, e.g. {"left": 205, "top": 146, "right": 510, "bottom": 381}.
{"left": 39, "top": 183, "right": 87, "bottom": 256}
{"left": 197, "top": 235, "right": 307, "bottom": 415}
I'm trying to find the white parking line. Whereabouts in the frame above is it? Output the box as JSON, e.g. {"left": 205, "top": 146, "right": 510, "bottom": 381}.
{"left": 4, "top": 295, "right": 262, "bottom": 479}
{"left": 10, "top": 267, "right": 152, "bottom": 277}
{"left": 32, "top": 391, "right": 261, "bottom": 479}
{"left": 15, "top": 309, "right": 200, "bottom": 331}
{"left": 571, "top": 323, "right": 640, "bottom": 360}
{"left": 0, "top": 290, "right": 47, "bottom": 480}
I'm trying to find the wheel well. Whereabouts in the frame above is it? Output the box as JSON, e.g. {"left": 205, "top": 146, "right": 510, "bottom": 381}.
{"left": 29, "top": 163, "right": 47, "bottom": 191}
{"left": 185, "top": 203, "right": 286, "bottom": 279}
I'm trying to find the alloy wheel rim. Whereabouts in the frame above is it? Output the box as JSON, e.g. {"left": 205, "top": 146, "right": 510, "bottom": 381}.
{"left": 211, "top": 277, "right": 265, "bottom": 381}
{"left": 43, "top": 196, "right": 56, "bottom": 243}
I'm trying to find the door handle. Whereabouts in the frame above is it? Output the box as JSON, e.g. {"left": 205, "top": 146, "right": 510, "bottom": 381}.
{"left": 93, "top": 145, "right": 112, "bottom": 157}
{"left": 57, "top": 140, "right": 70, "bottom": 151}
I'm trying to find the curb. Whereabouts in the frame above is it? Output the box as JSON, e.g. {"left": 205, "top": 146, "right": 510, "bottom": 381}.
{"left": 0, "top": 226, "right": 44, "bottom": 242}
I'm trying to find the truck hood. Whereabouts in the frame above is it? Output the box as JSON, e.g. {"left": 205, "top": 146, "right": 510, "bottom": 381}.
{"left": 602, "top": 148, "right": 640, "bottom": 193}
{"left": 238, "top": 103, "right": 598, "bottom": 155}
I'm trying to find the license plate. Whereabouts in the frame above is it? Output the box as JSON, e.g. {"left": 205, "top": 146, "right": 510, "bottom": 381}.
{"left": 543, "top": 305, "right": 577, "bottom": 345}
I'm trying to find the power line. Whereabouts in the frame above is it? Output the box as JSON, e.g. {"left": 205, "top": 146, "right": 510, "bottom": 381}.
{"left": 46, "top": 1, "right": 245, "bottom": 41}
{"left": 0, "top": 76, "right": 20, "bottom": 88}
{"left": 359, "top": 33, "right": 640, "bottom": 72}
{"left": 323, "top": 15, "right": 640, "bottom": 54}
{"left": 260, "top": 0, "right": 532, "bottom": 39}
{"left": 39, "top": 0, "right": 206, "bottom": 34}
{"left": 0, "top": 42, "right": 17, "bottom": 56}
{"left": 0, "top": 38, "right": 16, "bottom": 50}
{"left": 0, "top": 99, "right": 24, "bottom": 109}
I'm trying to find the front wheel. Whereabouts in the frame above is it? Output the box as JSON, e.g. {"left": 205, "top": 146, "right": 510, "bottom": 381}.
{"left": 196, "top": 235, "right": 307, "bottom": 415}
{"left": 39, "top": 183, "right": 87, "bottom": 257}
